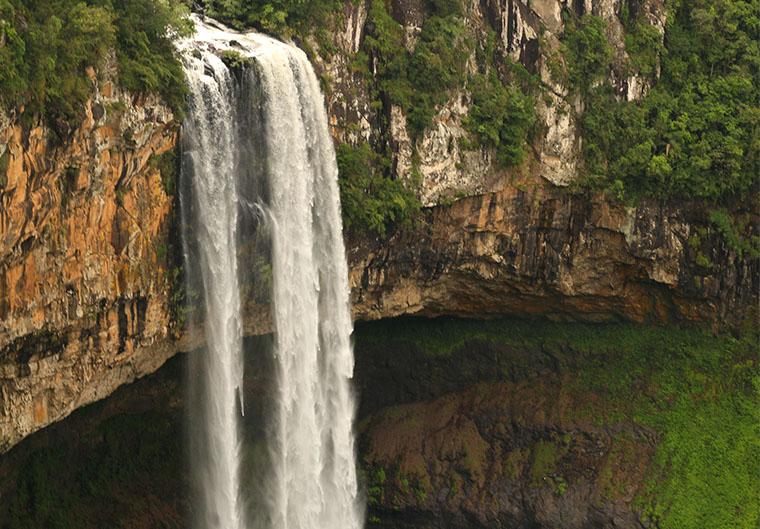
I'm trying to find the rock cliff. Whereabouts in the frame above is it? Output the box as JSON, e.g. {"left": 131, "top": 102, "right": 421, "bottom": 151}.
{"left": 349, "top": 185, "right": 756, "bottom": 326}
{"left": 0, "top": 70, "right": 180, "bottom": 451}
{"left": 0, "top": 0, "right": 757, "bottom": 455}
{"left": 361, "top": 381, "right": 653, "bottom": 529}
{"left": 5, "top": 318, "right": 752, "bottom": 529}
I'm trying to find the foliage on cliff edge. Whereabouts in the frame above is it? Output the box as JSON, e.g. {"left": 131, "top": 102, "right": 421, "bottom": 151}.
{"left": 0, "top": 0, "right": 191, "bottom": 125}
{"left": 564, "top": 0, "right": 759, "bottom": 205}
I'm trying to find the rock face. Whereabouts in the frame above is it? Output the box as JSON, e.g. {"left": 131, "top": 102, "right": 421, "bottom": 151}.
{"left": 0, "top": 323, "right": 670, "bottom": 529}
{"left": 0, "top": 0, "right": 756, "bottom": 454}
{"left": 361, "top": 382, "right": 652, "bottom": 529}
{"left": 0, "top": 73, "right": 180, "bottom": 452}
{"left": 315, "top": 0, "right": 667, "bottom": 201}
{"left": 349, "top": 185, "right": 757, "bottom": 327}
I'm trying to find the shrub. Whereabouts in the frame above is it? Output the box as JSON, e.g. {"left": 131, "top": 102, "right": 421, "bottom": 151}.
{"left": 0, "top": 0, "right": 190, "bottom": 124}
{"left": 0, "top": 0, "right": 115, "bottom": 123}
{"left": 105, "top": 0, "right": 192, "bottom": 116}
{"left": 363, "top": 0, "right": 469, "bottom": 138}
{"left": 574, "top": 0, "right": 759, "bottom": 204}
{"left": 623, "top": 19, "right": 663, "bottom": 77}
{"left": 405, "top": 13, "right": 469, "bottom": 136}
{"left": 708, "top": 210, "right": 760, "bottom": 259}
{"left": 336, "top": 142, "right": 420, "bottom": 238}
{"left": 201, "top": 0, "right": 343, "bottom": 37}
{"left": 464, "top": 72, "right": 535, "bottom": 167}
{"left": 363, "top": 0, "right": 412, "bottom": 108}
{"left": 561, "top": 13, "right": 612, "bottom": 94}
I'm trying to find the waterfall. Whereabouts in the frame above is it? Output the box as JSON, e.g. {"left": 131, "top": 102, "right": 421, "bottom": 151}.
{"left": 180, "top": 17, "right": 363, "bottom": 529}
{"left": 181, "top": 37, "right": 246, "bottom": 529}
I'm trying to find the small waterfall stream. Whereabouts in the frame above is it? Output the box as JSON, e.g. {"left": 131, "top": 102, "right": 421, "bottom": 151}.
{"left": 180, "top": 17, "right": 362, "bottom": 529}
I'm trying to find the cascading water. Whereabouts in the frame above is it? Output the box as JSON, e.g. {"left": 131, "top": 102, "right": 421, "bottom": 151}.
{"left": 180, "top": 17, "right": 363, "bottom": 529}
{"left": 181, "top": 37, "right": 246, "bottom": 529}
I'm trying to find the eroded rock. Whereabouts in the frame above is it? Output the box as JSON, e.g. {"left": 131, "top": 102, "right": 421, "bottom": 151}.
{"left": 0, "top": 74, "right": 180, "bottom": 452}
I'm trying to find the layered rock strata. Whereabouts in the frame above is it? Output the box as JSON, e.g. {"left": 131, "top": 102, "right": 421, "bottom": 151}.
{"left": 349, "top": 185, "right": 756, "bottom": 327}
{"left": 0, "top": 75, "right": 180, "bottom": 451}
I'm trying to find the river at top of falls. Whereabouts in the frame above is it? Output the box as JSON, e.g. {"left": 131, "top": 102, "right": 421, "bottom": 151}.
{"left": 179, "top": 15, "right": 363, "bottom": 529}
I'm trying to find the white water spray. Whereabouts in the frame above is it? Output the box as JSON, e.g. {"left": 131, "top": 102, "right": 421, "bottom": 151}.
{"left": 181, "top": 40, "right": 245, "bottom": 529}
{"left": 180, "top": 17, "right": 363, "bottom": 529}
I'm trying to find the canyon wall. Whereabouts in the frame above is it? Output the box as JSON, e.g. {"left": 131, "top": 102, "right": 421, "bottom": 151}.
{"left": 0, "top": 0, "right": 757, "bottom": 452}
{"left": 0, "top": 70, "right": 181, "bottom": 451}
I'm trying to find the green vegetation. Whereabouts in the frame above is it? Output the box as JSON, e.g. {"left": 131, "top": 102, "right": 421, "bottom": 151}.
{"left": 3, "top": 412, "right": 182, "bottom": 529}
{"left": 560, "top": 13, "right": 612, "bottom": 93}
{"left": 530, "top": 440, "right": 562, "bottom": 483}
{"left": 404, "top": 10, "right": 470, "bottom": 136}
{"left": 107, "top": 0, "right": 192, "bottom": 114}
{"left": 0, "top": 0, "right": 115, "bottom": 123}
{"left": 0, "top": 0, "right": 190, "bottom": 125}
{"left": 464, "top": 72, "right": 535, "bottom": 167}
{"left": 0, "top": 149, "right": 8, "bottom": 188}
{"left": 562, "top": 1, "right": 759, "bottom": 205}
{"left": 621, "top": 13, "right": 664, "bottom": 77}
{"left": 366, "top": 466, "right": 387, "bottom": 508}
{"left": 220, "top": 49, "right": 252, "bottom": 70}
{"left": 362, "top": 0, "right": 470, "bottom": 138}
{"left": 200, "top": 0, "right": 343, "bottom": 37}
{"left": 343, "top": 0, "right": 537, "bottom": 233}
{"left": 149, "top": 149, "right": 179, "bottom": 196}
{"left": 336, "top": 142, "right": 420, "bottom": 238}
{"left": 707, "top": 209, "right": 760, "bottom": 259}
{"left": 356, "top": 317, "right": 760, "bottom": 528}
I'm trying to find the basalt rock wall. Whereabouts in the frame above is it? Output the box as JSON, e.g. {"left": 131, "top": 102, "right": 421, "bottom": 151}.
{"left": 0, "top": 70, "right": 181, "bottom": 452}
{"left": 349, "top": 185, "right": 756, "bottom": 327}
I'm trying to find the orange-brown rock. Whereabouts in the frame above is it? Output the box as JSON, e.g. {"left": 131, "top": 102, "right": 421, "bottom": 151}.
{"left": 349, "top": 185, "right": 757, "bottom": 328}
{"left": 0, "top": 79, "right": 180, "bottom": 452}
{"left": 361, "top": 380, "right": 655, "bottom": 529}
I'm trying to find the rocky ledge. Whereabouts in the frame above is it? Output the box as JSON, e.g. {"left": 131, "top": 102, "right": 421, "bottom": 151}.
{"left": 1, "top": 126, "right": 757, "bottom": 452}
{"left": 350, "top": 183, "right": 757, "bottom": 328}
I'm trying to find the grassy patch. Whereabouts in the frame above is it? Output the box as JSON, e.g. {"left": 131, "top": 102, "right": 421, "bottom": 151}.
{"left": 530, "top": 440, "right": 561, "bottom": 483}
